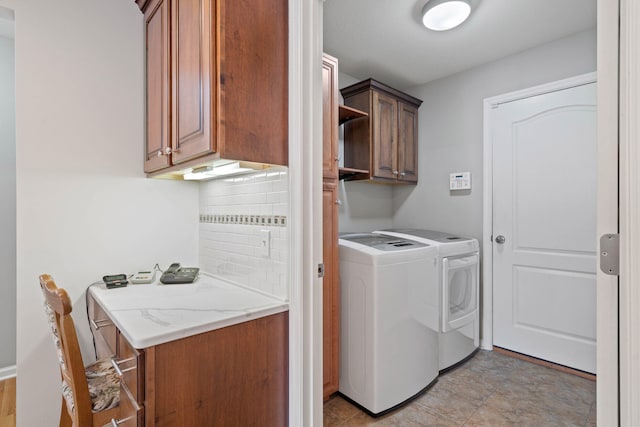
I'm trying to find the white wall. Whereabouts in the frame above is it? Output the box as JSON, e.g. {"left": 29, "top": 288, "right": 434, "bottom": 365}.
{"left": 0, "top": 29, "right": 16, "bottom": 371}
{"left": 4, "top": 0, "right": 200, "bottom": 425}
{"left": 393, "top": 28, "right": 597, "bottom": 242}
{"left": 199, "top": 167, "right": 289, "bottom": 299}
{"left": 336, "top": 71, "right": 394, "bottom": 233}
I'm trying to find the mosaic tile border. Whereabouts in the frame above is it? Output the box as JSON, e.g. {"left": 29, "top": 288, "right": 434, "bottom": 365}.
{"left": 199, "top": 214, "right": 287, "bottom": 227}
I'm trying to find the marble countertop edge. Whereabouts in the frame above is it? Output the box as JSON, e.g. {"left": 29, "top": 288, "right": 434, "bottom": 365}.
{"left": 89, "top": 272, "right": 289, "bottom": 349}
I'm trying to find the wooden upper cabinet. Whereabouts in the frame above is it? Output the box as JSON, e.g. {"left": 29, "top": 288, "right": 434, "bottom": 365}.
{"left": 171, "top": 0, "right": 214, "bottom": 165}
{"left": 341, "top": 79, "right": 422, "bottom": 184}
{"left": 322, "top": 54, "right": 339, "bottom": 180}
{"left": 219, "top": 0, "right": 288, "bottom": 166}
{"left": 371, "top": 90, "right": 398, "bottom": 180}
{"left": 397, "top": 101, "right": 419, "bottom": 183}
{"left": 138, "top": 0, "right": 288, "bottom": 174}
{"left": 143, "top": 0, "right": 171, "bottom": 173}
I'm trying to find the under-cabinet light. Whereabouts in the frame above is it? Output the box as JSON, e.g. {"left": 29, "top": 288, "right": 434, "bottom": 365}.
{"left": 183, "top": 161, "right": 254, "bottom": 180}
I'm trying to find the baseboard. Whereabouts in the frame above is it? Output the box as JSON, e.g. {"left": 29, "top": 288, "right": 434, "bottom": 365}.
{"left": 0, "top": 365, "right": 16, "bottom": 380}
{"left": 493, "top": 347, "right": 596, "bottom": 381}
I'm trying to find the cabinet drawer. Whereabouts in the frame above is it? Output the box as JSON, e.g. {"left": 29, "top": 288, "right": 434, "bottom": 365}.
{"left": 115, "top": 332, "right": 144, "bottom": 404}
{"left": 88, "top": 297, "right": 116, "bottom": 359}
{"left": 109, "top": 382, "right": 143, "bottom": 427}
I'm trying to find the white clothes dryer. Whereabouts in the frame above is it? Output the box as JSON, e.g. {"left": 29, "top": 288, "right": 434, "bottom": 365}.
{"left": 338, "top": 233, "right": 440, "bottom": 416}
{"left": 375, "top": 229, "right": 480, "bottom": 371}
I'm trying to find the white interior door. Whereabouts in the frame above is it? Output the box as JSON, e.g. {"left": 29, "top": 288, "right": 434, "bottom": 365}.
{"left": 492, "top": 82, "right": 597, "bottom": 374}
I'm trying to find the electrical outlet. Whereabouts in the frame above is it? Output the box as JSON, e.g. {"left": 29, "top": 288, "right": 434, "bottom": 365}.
{"left": 260, "top": 229, "right": 271, "bottom": 257}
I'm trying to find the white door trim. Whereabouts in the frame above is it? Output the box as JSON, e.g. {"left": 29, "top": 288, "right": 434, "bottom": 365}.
{"left": 287, "top": 0, "right": 303, "bottom": 423}
{"left": 288, "top": 0, "right": 323, "bottom": 425}
{"left": 596, "top": 0, "right": 619, "bottom": 424}
{"left": 481, "top": 71, "right": 597, "bottom": 351}
{"left": 619, "top": 0, "right": 640, "bottom": 424}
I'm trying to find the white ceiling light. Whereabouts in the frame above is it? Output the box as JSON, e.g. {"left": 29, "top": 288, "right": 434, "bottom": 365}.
{"left": 422, "top": 0, "right": 471, "bottom": 31}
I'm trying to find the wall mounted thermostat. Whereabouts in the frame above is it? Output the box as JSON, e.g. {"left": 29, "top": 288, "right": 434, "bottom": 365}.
{"left": 450, "top": 172, "right": 471, "bottom": 190}
{"left": 131, "top": 270, "right": 156, "bottom": 284}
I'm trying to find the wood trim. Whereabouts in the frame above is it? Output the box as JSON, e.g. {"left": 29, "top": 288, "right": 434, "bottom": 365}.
{"left": 340, "top": 78, "right": 422, "bottom": 108}
{"left": 493, "top": 347, "right": 596, "bottom": 381}
{"left": 143, "top": 347, "right": 155, "bottom": 427}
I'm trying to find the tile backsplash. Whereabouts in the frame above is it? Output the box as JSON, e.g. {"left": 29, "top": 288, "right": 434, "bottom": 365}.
{"left": 199, "top": 167, "right": 289, "bottom": 300}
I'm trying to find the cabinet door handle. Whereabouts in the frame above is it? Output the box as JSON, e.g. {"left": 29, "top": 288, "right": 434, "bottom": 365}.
{"left": 111, "top": 357, "right": 137, "bottom": 377}
{"left": 156, "top": 147, "right": 179, "bottom": 157}
{"left": 111, "top": 414, "right": 136, "bottom": 427}
{"left": 393, "top": 170, "right": 399, "bottom": 175}
{"left": 90, "top": 318, "right": 113, "bottom": 330}
{"left": 400, "top": 172, "right": 406, "bottom": 177}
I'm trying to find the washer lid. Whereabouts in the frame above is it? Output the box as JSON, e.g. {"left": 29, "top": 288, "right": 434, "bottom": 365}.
{"left": 339, "top": 233, "right": 427, "bottom": 251}
{"left": 381, "top": 228, "right": 472, "bottom": 243}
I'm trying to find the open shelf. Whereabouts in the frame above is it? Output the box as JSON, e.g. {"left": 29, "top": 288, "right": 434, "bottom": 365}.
{"left": 338, "top": 105, "right": 368, "bottom": 125}
{"left": 338, "top": 167, "right": 370, "bottom": 181}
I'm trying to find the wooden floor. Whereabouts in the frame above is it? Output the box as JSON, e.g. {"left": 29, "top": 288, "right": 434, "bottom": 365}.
{"left": 0, "top": 378, "right": 16, "bottom": 427}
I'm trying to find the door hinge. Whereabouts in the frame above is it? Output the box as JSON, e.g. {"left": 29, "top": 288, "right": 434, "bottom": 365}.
{"left": 600, "top": 233, "right": 620, "bottom": 276}
{"left": 317, "top": 263, "right": 325, "bottom": 278}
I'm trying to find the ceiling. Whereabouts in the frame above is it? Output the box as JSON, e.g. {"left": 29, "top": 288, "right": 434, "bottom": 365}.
{"left": 323, "top": 0, "right": 596, "bottom": 89}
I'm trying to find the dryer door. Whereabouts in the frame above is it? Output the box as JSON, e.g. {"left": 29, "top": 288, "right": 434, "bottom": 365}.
{"left": 442, "top": 254, "right": 479, "bottom": 332}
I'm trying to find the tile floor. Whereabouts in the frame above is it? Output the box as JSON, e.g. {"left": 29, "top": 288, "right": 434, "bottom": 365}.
{"left": 324, "top": 350, "right": 596, "bottom": 426}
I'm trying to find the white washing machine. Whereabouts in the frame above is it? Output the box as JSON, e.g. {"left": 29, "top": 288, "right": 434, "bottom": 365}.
{"left": 338, "top": 233, "right": 439, "bottom": 416}
{"left": 375, "top": 229, "right": 480, "bottom": 371}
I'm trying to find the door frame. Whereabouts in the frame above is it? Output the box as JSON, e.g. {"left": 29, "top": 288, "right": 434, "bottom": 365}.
{"left": 288, "top": 0, "right": 324, "bottom": 425}
{"left": 618, "top": 0, "right": 640, "bottom": 424}
{"left": 481, "top": 71, "right": 597, "bottom": 351}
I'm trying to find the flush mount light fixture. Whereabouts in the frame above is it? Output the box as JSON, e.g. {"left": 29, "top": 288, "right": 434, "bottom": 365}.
{"left": 422, "top": 0, "right": 471, "bottom": 31}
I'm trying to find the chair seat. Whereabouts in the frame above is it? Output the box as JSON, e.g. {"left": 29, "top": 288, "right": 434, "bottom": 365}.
{"left": 62, "top": 359, "right": 120, "bottom": 414}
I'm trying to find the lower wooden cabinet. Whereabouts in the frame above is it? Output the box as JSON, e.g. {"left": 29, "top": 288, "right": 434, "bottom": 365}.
{"left": 88, "top": 295, "right": 289, "bottom": 426}
{"left": 322, "top": 181, "right": 340, "bottom": 400}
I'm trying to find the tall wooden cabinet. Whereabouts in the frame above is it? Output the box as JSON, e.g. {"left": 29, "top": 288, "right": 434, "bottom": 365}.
{"left": 322, "top": 54, "right": 340, "bottom": 400}
{"left": 139, "top": 0, "right": 288, "bottom": 174}
{"left": 341, "top": 79, "right": 422, "bottom": 184}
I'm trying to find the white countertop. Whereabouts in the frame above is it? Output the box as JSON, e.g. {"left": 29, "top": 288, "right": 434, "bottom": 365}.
{"left": 89, "top": 273, "right": 289, "bottom": 349}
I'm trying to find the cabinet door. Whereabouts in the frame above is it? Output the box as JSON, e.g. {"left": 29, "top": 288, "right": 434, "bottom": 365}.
{"left": 372, "top": 91, "right": 398, "bottom": 180}
{"left": 322, "top": 182, "right": 339, "bottom": 399}
{"left": 116, "top": 332, "right": 144, "bottom": 404}
{"left": 144, "top": 0, "right": 171, "bottom": 173}
{"left": 322, "top": 55, "right": 339, "bottom": 180}
{"left": 88, "top": 297, "right": 116, "bottom": 360}
{"left": 170, "top": 0, "right": 214, "bottom": 164}
{"left": 114, "top": 382, "right": 143, "bottom": 427}
{"left": 219, "top": 0, "right": 288, "bottom": 166}
{"left": 397, "top": 101, "right": 419, "bottom": 183}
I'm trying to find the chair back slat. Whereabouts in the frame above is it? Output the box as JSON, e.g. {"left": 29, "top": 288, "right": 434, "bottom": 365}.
{"left": 39, "top": 274, "right": 94, "bottom": 426}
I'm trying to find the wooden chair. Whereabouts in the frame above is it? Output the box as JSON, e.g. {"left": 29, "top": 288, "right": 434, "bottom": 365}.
{"left": 39, "top": 274, "right": 120, "bottom": 427}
